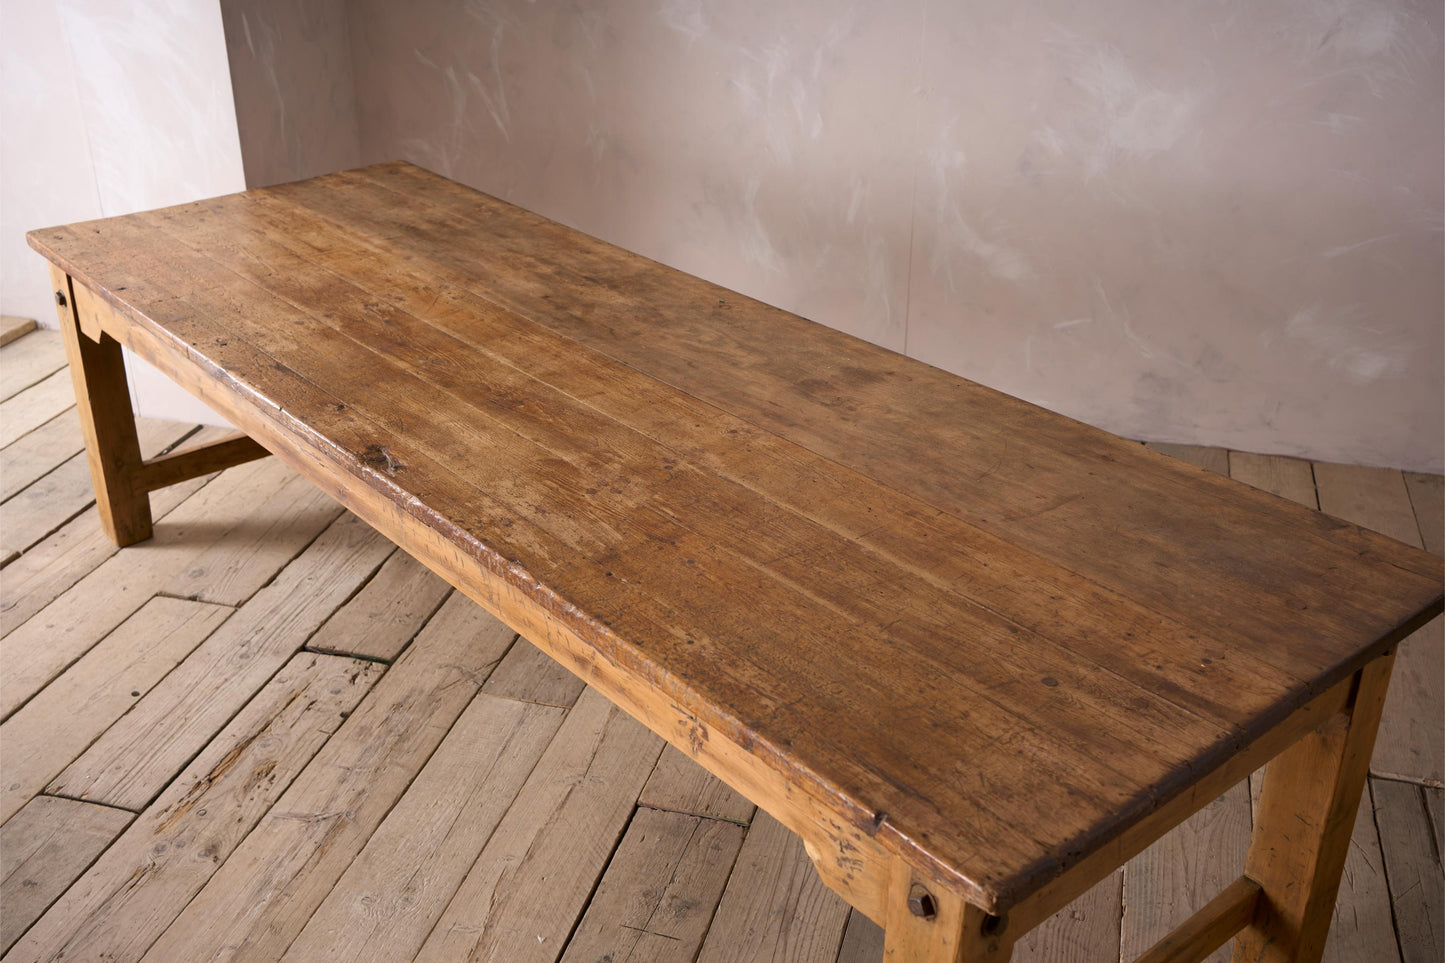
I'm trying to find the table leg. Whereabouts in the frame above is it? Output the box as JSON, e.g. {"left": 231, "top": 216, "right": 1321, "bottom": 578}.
{"left": 49, "top": 266, "right": 152, "bottom": 546}
{"left": 883, "top": 857, "right": 1014, "bottom": 962}
{"left": 1234, "top": 650, "right": 1396, "bottom": 963}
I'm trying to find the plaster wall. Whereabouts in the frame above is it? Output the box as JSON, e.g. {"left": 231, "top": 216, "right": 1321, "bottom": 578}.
{"left": 338, "top": 0, "right": 1443, "bottom": 472}
{"left": 1, "top": 0, "right": 246, "bottom": 426}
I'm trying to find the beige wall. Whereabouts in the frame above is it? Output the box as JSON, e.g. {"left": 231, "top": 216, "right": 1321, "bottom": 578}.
{"left": 237, "top": 0, "right": 1445, "bottom": 472}
{"left": 2, "top": 0, "right": 246, "bottom": 427}
{"left": 221, "top": 0, "right": 361, "bottom": 189}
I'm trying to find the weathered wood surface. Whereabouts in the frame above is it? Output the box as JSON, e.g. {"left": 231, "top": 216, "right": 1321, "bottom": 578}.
{"left": 1316, "top": 464, "right": 1443, "bottom": 786}
{"left": 0, "top": 409, "right": 83, "bottom": 502}
{"left": 0, "top": 391, "right": 1438, "bottom": 962}
{"left": 0, "top": 796, "right": 131, "bottom": 954}
{"left": 0, "top": 416, "right": 194, "bottom": 557}
{"left": 1134, "top": 876, "right": 1259, "bottom": 963}
{"left": 143, "top": 593, "right": 519, "bottom": 962}
{"left": 1120, "top": 782, "right": 1250, "bottom": 963}
{"left": 639, "top": 744, "right": 757, "bottom": 825}
{"left": 560, "top": 806, "right": 746, "bottom": 963}
{"left": 0, "top": 315, "right": 37, "bottom": 347}
{"left": 1373, "top": 779, "right": 1444, "bottom": 963}
{"left": 697, "top": 812, "right": 853, "bottom": 963}
{"left": 0, "top": 426, "right": 273, "bottom": 639}
{"left": 27, "top": 162, "right": 1444, "bottom": 916}
{"left": 282, "top": 691, "right": 566, "bottom": 963}
{"left": 0, "top": 369, "right": 71, "bottom": 449}
{"left": 305, "top": 547, "right": 451, "bottom": 661}
{"left": 411, "top": 687, "right": 664, "bottom": 963}
{"left": 0, "top": 328, "right": 64, "bottom": 401}
{"left": 482, "top": 635, "right": 588, "bottom": 707}
{"left": 1238, "top": 654, "right": 1396, "bottom": 963}
{"left": 0, "top": 596, "right": 230, "bottom": 822}
{"left": 8, "top": 652, "right": 379, "bottom": 963}
{"left": 47, "top": 512, "right": 392, "bottom": 810}
{"left": 0, "top": 457, "right": 334, "bottom": 719}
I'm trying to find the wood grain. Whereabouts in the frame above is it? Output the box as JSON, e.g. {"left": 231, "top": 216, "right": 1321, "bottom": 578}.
{"left": 0, "top": 409, "right": 83, "bottom": 501}
{"left": 282, "top": 692, "right": 566, "bottom": 963}
{"left": 0, "top": 458, "right": 322, "bottom": 718}
{"left": 0, "top": 796, "right": 131, "bottom": 954}
{"left": 0, "top": 315, "right": 37, "bottom": 346}
{"left": 1145, "top": 443, "right": 1229, "bottom": 475}
{"left": 837, "top": 911, "right": 887, "bottom": 963}
{"left": 560, "top": 807, "right": 745, "bottom": 963}
{"left": 143, "top": 593, "right": 519, "bottom": 963}
{"left": 1238, "top": 654, "right": 1395, "bottom": 963}
{"left": 8, "top": 652, "right": 379, "bottom": 963}
{"left": 698, "top": 811, "right": 853, "bottom": 963}
{"left": 639, "top": 744, "right": 757, "bottom": 825}
{"left": 0, "top": 368, "right": 73, "bottom": 450}
{"left": 51, "top": 266, "right": 152, "bottom": 544}
{"left": 1372, "top": 779, "right": 1444, "bottom": 963}
{"left": 412, "top": 687, "right": 665, "bottom": 963}
{"left": 47, "top": 512, "right": 392, "bottom": 810}
{"left": 1134, "top": 876, "right": 1258, "bottom": 963}
{"left": 0, "top": 417, "right": 194, "bottom": 556}
{"left": 481, "top": 636, "right": 587, "bottom": 707}
{"left": 305, "top": 546, "right": 451, "bottom": 661}
{"left": 0, "top": 596, "right": 230, "bottom": 821}
{"left": 1121, "top": 781, "right": 1251, "bottom": 963}
{"left": 1228, "top": 452, "right": 1317, "bottom": 509}
{"left": 1316, "top": 464, "right": 1443, "bottom": 787}
{"left": 25, "top": 162, "right": 1443, "bottom": 919}
{"left": 1012, "top": 872, "right": 1122, "bottom": 963}
{"left": 0, "top": 429, "right": 280, "bottom": 639}
{"left": 0, "top": 329, "right": 65, "bottom": 401}
{"left": 136, "top": 431, "right": 269, "bottom": 491}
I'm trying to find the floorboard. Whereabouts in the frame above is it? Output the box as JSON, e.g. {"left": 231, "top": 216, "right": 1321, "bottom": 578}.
{"left": 0, "top": 796, "right": 131, "bottom": 954}
{"left": 695, "top": 811, "right": 852, "bottom": 963}
{"left": 0, "top": 316, "right": 37, "bottom": 348}
{"left": 560, "top": 806, "right": 745, "bottom": 963}
{"left": 47, "top": 512, "right": 393, "bottom": 811}
{"left": 0, "top": 330, "right": 65, "bottom": 401}
{"left": 7, "top": 653, "right": 380, "bottom": 963}
{"left": 0, "top": 411, "right": 81, "bottom": 502}
{"left": 0, "top": 369, "right": 73, "bottom": 449}
{"left": 0, "top": 417, "right": 195, "bottom": 557}
{"left": 0, "top": 328, "right": 1437, "bottom": 962}
{"left": 144, "top": 593, "right": 519, "bottom": 962}
{"left": 304, "top": 546, "right": 451, "bottom": 662}
{"left": 1315, "top": 463, "right": 1443, "bottom": 786}
{"left": 282, "top": 692, "right": 565, "bottom": 963}
{"left": 1120, "top": 781, "right": 1251, "bottom": 963}
{"left": 0, "top": 596, "right": 231, "bottom": 822}
{"left": 412, "top": 688, "right": 665, "bottom": 963}
{"left": 1373, "top": 779, "right": 1445, "bottom": 963}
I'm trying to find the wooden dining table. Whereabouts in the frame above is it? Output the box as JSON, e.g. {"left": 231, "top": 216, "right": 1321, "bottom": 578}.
{"left": 30, "top": 161, "right": 1443, "bottom": 962}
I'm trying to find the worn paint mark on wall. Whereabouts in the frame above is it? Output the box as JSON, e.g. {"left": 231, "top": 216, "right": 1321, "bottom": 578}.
{"left": 1283, "top": 305, "right": 1409, "bottom": 384}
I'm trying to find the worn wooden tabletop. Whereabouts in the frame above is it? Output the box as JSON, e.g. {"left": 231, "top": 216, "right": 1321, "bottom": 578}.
{"left": 28, "top": 162, "right": 1443, "bottom": 919}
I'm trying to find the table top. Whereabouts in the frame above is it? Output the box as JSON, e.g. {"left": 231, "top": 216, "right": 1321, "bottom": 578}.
{"left": 29, "top": 162, "right": 1443, "bottom": 915}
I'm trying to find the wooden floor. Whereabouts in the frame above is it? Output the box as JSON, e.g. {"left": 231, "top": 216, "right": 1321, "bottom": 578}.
{"left": 0, "top": 321, "right": 1439, "bottom": 963}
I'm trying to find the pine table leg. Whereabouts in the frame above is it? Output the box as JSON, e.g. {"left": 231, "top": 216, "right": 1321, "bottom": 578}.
{"left": 1234, "top": 650, "right": 1396, "bottom": 963}
{"left": 883, "top": 857, "right": 1014, "bottom": 962}
{"left": 49, "top": 266, "right": 152, "bottom": 546}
